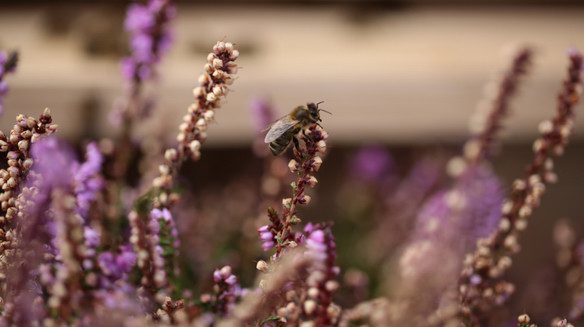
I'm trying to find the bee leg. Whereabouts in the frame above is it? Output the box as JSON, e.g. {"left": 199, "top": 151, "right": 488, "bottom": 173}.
{"left": 292, "top": 135, "right": 301, "bottom": 152}
{"left": 302, "top": 128, "right": 314, "bottom": 143}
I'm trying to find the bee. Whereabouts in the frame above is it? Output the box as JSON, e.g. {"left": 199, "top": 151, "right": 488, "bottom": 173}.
{"left": 264, "top": 102, "right": 329, "bottom": 156}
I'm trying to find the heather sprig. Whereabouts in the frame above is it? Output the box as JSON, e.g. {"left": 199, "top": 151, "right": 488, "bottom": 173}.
{"left": 111, "top": 0, "right": 176, "bottom": 181}
{"left": 553, "top": 220, "right": 584, "bottom": 322}
{"left": 202, "top": 266, "right": 242, "bottom": 318}
{"left": 216, "top": 248, "right": 312, "bottom": 326}
{"left": 0, "top": 109, "right": 57, "bottom": 260}
{"left": 122, "top": 0, "right": 175, "bottom": 84}
{"left": 462, "top": 47, "right": 533, "bottom": 166}
{"left": 456, "top": 49, "right": 583, "bottom": 324}
{"left": 516, "top": 314, "right": 575, "bottom": 327}
{"left": 0, "top": 50, "right": 18, "bottom": 116}
{"left": 152, "top": 40, "right": 239, "bottom": 207}
{"left": 73, "top": 142, "right": 104, "bottom": 219}
{"left": 258, "top": 124, "right": 328, "bottom": 256}
{"left": 300, "top": 223, "right": 341, "bottom": 325}
{"left": 128, "top": 41, "right": 239, "bottom": 301}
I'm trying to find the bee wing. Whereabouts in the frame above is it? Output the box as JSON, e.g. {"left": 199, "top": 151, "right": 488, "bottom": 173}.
{"left": 264, "top": 116, "right": 299, "bottom": 143}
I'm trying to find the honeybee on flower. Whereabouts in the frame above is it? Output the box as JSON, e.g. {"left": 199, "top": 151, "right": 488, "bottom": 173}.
{"left": 264, "top": 102, "right": 330, "bottom": 155}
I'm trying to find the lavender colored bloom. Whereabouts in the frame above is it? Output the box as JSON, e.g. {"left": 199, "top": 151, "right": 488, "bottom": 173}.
{"left": 0, "top": 50, "right": 18, "bottom": 115}
{"left": 31, "top": 137, "right": 76, "bottom": 188}
{"left": 151, "top": 207, "right": 179, "bottom": 247}
{"left": 98, "top": 246, "right": 136, "bottom": 280}
{"left": 125, "top": 4, "right": 155, "bottom": 32}
{"left": 350, "top": 145, "right": 395, "bottom": 183}
{"left": 414, "top": 165, "right": 503, "bottom": 246}
{"left": 122, "top": 0, "right": 175, "bottom": 82}
{"left": 73, "top": 142, "right": 104, "bottom": 219}
{"left": 212, "top": 266, "right": 242, "bottom": 316}
{"left": 258, "top": 225, "right": 275, "bottom": 251}
{"left": 249, "top": 98, "right": 276, "bottom": 134}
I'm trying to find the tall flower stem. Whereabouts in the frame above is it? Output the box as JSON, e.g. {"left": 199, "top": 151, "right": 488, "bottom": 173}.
{"left": 456, "top": 49, "right": 583, "bottom": 324}
{"left": 129, "top": 41, "right": 239, "bottom": 302}
{"left": 259, "top": 124, "right": 328, "bottom": 257}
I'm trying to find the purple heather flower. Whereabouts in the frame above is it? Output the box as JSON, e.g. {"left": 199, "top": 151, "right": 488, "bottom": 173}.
{"left": 151, "top": 207, "right": 179, "bottom": 247}
{"left": 350, "top": 145, "right": 395, "bottom": 183}
{"left": 98, "top": 245, "right": 136, "bottom": 282}
{"left": 414, "top": 165, "right": 503, "bottom": 247}
{"left": 73, "top": 142, "right": 104, "bottom": 219}
{"left": 0, "top": 50, "right": 18, "bottom": 115}
{"left": 0, "top": 81, "right": 7, "bottom": 95}
{"left": 121, "top": 0, "right": 175, "bottom": 82}
{"left": 84, "top": 226, "right": 100, "bottom": 249}
{"left": 212, "top": 266, "right": 242, "bottom": 316}
{"left": 31, "top": 137, "right": 76, "bottom": 188}
{"left": 258, "top": 225, "right": 275, "bottom": 251}
{"left": 125, "top": 4, "right": 155, "bottom": 32}
{"left": 249, "top": 98, "right": 276, "bottom": 134}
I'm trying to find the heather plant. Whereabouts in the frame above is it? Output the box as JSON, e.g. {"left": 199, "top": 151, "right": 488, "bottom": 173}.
{"left": 1, "top": 1, "right": 584, "bottom": 326}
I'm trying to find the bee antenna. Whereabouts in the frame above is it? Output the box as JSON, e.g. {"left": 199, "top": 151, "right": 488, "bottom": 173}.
{"left": 319, "top": 109, "right": 332, "bottom": 115}
{"left": 316, "top": 101, "right": 325, "bottom": 106}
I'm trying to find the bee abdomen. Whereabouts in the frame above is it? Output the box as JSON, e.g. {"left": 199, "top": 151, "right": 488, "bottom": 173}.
{"left": 269, "top": 135, "right": 292, "bottom": 156}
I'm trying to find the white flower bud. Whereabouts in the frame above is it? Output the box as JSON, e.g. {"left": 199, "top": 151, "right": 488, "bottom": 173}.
{"left": 311, "top": 156, "right": 323, "bottom": 172}
{"left": 288, "top": 159, "right": 299, "bottom": 172}
{"left": 206, "top": 92, "right": 217, "bottom": 103}
{"left": 303, "top": 300, "right": 316, "bottom": 315}
{"left": 189, "top": 140, "right": 201, "bottom": 153}
{"left": 193, "top": 87, "right": 204, "bottom": 97}
{"left": 204, "top": 110, "right": 215, "bottom": 121}
{"left": 256, "top": 260, "right": 269, "bottom": 272}
{"left": 212, "top": 58, "right": 223, "bottom": 69}
{"left": 212, "top": 86, "right": 223, "bottom": 96}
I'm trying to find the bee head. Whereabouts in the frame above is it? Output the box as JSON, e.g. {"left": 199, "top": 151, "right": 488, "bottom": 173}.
{"left": 307, "top": 101, "right": 325, "bottom": 122}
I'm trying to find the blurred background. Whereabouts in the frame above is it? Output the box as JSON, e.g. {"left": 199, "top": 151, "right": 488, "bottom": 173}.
{"left": 1, "top": 0, "right": 584, "bottom": 323}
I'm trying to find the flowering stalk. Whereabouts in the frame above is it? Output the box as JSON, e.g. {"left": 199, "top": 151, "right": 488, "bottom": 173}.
{"left": 300, "top": 224, "right": 340, "bottom": 326}
{"left": 0, "top": 50, "right": 18, "bottom": 116}
{"left": 517, "top": 314, "right": 575, "bottom": 327}
{"left": 553, "top": 220, "right": 584, "bottom": 322}
{"left": 74, "top": 142, "right": 104, "bottom": 219}
{"left": 48, "top": 189, "right": 90, "bottom": 322}
{"left": 128, "top": 203, "right": 167, "bottom": 306}
{"left": 258, "top": 124, "right": 328, "bottom": 257}
{"left": 338, "top": 298, "right": 392, "bottom": 327}
{"left": 111, "top": 0, "right": 176, "bottom": 190}
{"left": 201, "top": 266, "right": 241, "bottom": 318}
{"left": 393, "top": 51, "right": 532, "bottom": 322}
{"left": 152, "top": 40, "right": 239, "bottom": 206}
{"left": 216, "top": 248, "right": 312, "bottom": 326}
{"left": 2, "top": 138, "right": 76, "bottom": 324}
{"left": 0, "top": 109, "right": 57, "bottom": 264}
{"left": 462, "top": 47, "right": 533, "bottom": 166}
{"left": 456, "top": 49, "right": 583, "bottom": 324}
{"left": 129, "top": 41, "right": 238, "bottom": 300}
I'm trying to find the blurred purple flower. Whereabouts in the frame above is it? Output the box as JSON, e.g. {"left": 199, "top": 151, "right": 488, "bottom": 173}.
{"left": 122, "top": 0, "right": 175, "bottom": 82}
{"left": 98, "top": 245, "right": 137, "bottom": 282}
{"left": 31, "top": 137, "right": 76, "bottom": 188}
{"left": 258, "top": 225, "right": 275, "bottom": 251}
{"left": 1, "top": 51, "right": 18, "bottom": 115}
{"left": 125, "top": 4, "right": 155, "bottom": 32}
{"left": 73, "top": 142, "right": 104, "bottom": 219}
{"left": 350, "top": 145, "right": 395, "bottom": 183}
{"left": 249, "top": 98, "right": 276, "bottom": 134}
{"left": 212, "top": 266, "right": 241, "bottom": 316}
{"left": 414, "top": 165, "right": 503, "bottom": 247}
